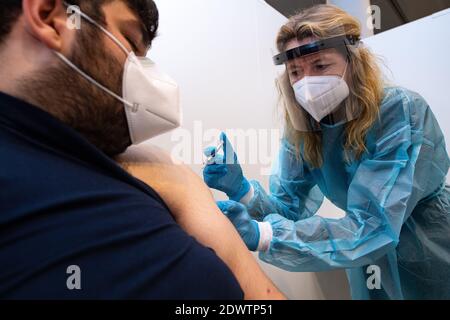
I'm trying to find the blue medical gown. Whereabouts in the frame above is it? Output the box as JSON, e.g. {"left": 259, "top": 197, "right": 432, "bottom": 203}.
{"left": 247, "top": 87, "right": 450, "bottom": 299}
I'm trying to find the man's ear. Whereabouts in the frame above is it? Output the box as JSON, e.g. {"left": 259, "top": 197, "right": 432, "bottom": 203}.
{"left": 22, "top": 0, "right": 69, "bottom": 51}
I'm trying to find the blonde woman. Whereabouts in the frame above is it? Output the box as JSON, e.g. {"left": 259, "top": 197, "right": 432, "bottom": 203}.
{"left": 203, "top": 5, "right": 450, "bottom": 299}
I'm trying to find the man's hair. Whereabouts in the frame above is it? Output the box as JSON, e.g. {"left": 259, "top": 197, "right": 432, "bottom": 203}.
{"left": 0, "top": 0, "right": 159, "bottom": 46}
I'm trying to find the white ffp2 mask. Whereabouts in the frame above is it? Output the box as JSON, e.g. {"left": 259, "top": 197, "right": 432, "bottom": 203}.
{"left": 55, "top": 5, "right": 181, "bottom": 145}
{"left": 293, "top": 65, "right": 349, "bottom": 123}
{"left": 122, "top": 54, "right": 181, "bottom": 144}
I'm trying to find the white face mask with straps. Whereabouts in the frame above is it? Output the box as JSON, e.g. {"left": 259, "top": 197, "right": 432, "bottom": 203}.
{"left": 54, "top": 3, "right": 182, "bottom": 145}
{"left": 293, "top": 63, "right": 350, "bottom": 123}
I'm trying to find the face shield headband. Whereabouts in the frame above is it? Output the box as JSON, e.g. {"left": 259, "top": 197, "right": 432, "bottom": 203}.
{"left": 273, "top": 35, "right": 360, "bottom": 66}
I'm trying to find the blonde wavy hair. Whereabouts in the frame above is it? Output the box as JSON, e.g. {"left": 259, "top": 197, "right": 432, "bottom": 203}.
{"left": 277, "top": 4, "right": 384, "bottom": 167}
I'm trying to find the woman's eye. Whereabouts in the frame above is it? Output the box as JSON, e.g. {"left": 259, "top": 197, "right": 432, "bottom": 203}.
{"left": 315, "top": 64, "right": 329, "bottom": 71}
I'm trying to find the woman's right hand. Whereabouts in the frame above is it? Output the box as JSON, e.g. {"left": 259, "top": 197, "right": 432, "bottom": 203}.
{"left": 203, "top": 132, "right": 251, "bottom": 202}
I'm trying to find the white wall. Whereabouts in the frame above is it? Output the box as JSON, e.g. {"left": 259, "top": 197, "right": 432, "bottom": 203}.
{"left": 148, "top": 0, "right": 350, "bottom": 299}
{"left": 363, "top": 8, "right": 450, "bottom": 183}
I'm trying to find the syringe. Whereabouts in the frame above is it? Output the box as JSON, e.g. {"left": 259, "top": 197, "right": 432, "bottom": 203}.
{"left": 203, "top": 140, "right": 224, "bottom": 167}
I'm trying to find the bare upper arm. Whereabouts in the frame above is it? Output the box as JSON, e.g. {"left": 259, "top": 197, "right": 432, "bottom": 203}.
{"left": 115, "top": 144, "right": 286, "bottom": 300}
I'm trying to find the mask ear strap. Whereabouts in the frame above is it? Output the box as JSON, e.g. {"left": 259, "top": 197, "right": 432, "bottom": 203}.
{"left": 63, "top": 1, "right": 130, "bottom": 56}
{"left": 58, "top": 2, "right": 136, "bottom": 109}
{"left": 341, "top": 61, "right": 349, "bottom": 80}
{"left": 54, "top": 51, "right": 134, "bottom": 108}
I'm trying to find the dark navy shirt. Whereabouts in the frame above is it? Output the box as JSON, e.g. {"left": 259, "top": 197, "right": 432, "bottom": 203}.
{"left": 0, "top": 92, "right": 244, "bottom": 299}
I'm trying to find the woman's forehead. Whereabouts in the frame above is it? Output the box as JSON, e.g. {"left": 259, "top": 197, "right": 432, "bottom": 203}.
{"left": 285, "top": 37, "right": 315, "bottom": 51}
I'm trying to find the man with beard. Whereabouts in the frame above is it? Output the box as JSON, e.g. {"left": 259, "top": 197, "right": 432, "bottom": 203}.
{"left": 0, "top": 0, "right": 284, "bottom": 299}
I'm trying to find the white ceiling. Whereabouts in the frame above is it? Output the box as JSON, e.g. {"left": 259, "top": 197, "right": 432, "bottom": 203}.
{"left": 264, "top": 0, "right": 450, "bottom": 33}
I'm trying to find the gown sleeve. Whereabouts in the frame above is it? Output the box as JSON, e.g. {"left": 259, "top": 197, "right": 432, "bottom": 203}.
{"left": 246, "top": 139, "right": 323, "bottom": 222}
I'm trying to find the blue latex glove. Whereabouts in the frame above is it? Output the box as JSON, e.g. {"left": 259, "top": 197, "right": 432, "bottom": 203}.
{"left": 203, "top": 132, "right": 251, "bottom": 201}
{"left": 217, "top": 200, "right": 259, "bottom": 251}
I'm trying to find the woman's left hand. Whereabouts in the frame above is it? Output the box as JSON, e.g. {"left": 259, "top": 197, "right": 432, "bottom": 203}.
{"left": 217, "top": 200, "right": 260, "bottom": 251}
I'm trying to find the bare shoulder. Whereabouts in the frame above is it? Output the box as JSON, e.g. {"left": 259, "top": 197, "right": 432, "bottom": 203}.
{"left": 115, "top": 144, "right": 184, "bottom": 166}
{"left": 115, "top": 144, "right": 196, "bottom": 182}
{"left": 115, "top": 144, "right": 211, "bottom": 211}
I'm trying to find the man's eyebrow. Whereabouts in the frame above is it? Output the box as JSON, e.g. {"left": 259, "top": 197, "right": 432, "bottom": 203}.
{"left": 120, "top": 19, "right": 151, "bottom": 49}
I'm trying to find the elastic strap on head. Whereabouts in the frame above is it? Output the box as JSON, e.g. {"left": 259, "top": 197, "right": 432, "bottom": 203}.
{"left": 63, "top": 1, "right": 130, "bottom": 56}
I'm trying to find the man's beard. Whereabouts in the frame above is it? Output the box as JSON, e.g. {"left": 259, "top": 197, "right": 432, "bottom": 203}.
{"left": 16, "top": 25, "right": 132, "bottom": 157}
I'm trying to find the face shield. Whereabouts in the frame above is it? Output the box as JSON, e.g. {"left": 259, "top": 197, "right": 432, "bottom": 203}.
{"left": 273, "top": 35, "right": 361, "bottom": 131}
